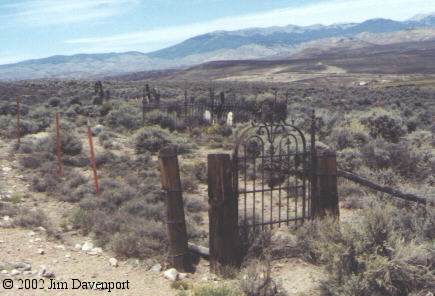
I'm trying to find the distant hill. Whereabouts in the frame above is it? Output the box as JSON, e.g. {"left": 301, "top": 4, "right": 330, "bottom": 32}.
{"left": 1, "top": 14, "right": 435, "bottom": 80}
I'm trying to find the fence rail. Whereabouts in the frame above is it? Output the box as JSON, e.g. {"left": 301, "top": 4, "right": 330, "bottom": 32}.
{"left": 338, "top": 169, "right": 428, "bottom": 205}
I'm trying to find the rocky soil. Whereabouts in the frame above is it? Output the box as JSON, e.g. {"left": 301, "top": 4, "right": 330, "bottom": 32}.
{"left": 0, "top": 137, "right": 325, "bottom": 295}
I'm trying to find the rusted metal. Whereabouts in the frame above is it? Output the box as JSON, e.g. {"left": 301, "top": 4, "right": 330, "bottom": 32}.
{"left": 233, "top": 100, "right": 312, "bottom": 231}
{"left": 55, "top": 112, "right": 64, "bottom": 176}
{"left": 87, "top": 121, "right": 99, "bottom": 194}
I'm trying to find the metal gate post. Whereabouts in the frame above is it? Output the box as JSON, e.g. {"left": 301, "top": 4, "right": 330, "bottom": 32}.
{"left": 208, "top": 154, "right": 240, "bottom": 274}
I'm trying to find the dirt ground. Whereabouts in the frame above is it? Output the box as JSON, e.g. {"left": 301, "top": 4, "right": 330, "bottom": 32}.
{"left": 0, "top": 136, "right": 327, "bottom": 296}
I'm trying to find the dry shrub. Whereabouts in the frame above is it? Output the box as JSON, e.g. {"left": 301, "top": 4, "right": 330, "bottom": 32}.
{"left": 11, "top": 207, "right": 57, "bottom": 237}
{"left": 177, "top": 283, "right": 242, "bottom": 296}
{"left": 134, "top": 126, "right": 196, "bottom": 154}
{"left": 105, "top": 102, "right": 141, "bottom": 131}
{"left": 295, "top": 200, "right": 434, "bottom": 296}
{"left": 239, "top": 259, "right": 287, "bottom": 296}
{"left": 185, "top": 197, "right": 208, "bottom": 213}
{"left": 20, "top": 156, "right": 41, "bottom": 169}
{"left": 145, "top": 110, "right": 178, "bottom": 131}
{"left": 182, "top": 175, "right": 199, "bottom": 193}
{"left": 182, "top": 161, "right": 207, "bottom": 183}
{"left": 71, "top": 176, "right": 202, "bottom": 259}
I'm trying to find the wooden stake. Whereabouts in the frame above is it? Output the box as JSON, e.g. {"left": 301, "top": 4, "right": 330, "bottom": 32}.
{"left": 16, "top": 96, "right": 21, "bottom": 147}
{"left": 55, "top": 112, "right": 64, "bottom": 176}
{"left": 158, "top": 147, "right": 192, "bottom": 272}
{"left": 87, "top": 122, "right": 99, "bottom": 194}
{"left": 312, "top": 151, "right": 339, "bottom": 218}
{"left": 208, "top": 154, "right": 240, "bottom": 274}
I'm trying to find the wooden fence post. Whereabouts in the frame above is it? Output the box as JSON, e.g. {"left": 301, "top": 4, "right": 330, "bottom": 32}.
{"left": 158, "top": 147, "right": 192, "bottom": 272}
{"left": 16, "top": 96, "right": 21, "bottom": 147}
{"left": 87, "top": 122, "right": 99, "bottom": 194}
{"left": 312, "top": 151, "right": 339, "bottom": 218}
{"left": 208, "top": 154, "right": 240, "bottom": 274}
{"left": 55, "top": 112, "right": 64, "bottom": 176}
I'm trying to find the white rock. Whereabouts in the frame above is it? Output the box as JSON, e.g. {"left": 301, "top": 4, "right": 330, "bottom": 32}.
{"left": 1, "top": 270, "right": 8, "bottom": 274}
{"left": 74, "top": 243, "right": 82, "bottom": 250}
{"left": 92, "top": 125, "right": 105, "bottom": 136}
{"left": 109, "top": 258, "right": 118, "bottom": 267}
{"left": 3, "top": 216, "right": 10, "bottom": 221}
{"left": 65, "top": 254, "right": 71, "bottom": 258}
{"left": 37, "top": 226, "right": 46, "bottom": 232}
{"left": 2, "top": 167, "right": 12, "bottom": 173}
{"left": 39, "top": 265, "right": 55, "bottom": 278}
{"left": 14, "top": 262, "right": 31, "bottom": 271}
{"left": 27, "top": 231, "right": 36, "bottom": 237}
{"left": 163, "top": 268, "right": 179, "bottom": 282}
{"left": 37, "top": 249, "right": 45, "bottom": 255}
{"left": 178, "top": 273, "right": 188, "bottom": 280}
{"left": 91, "top": 247, "right": 103, "bottom": 254}
{"left": 81, "top": 241, "right": 94, "bottom": 252}
{"left": 11, "top": 269, "right": 21, "bottom": 276}
{"left": 55, "top": 245, "right": 66, "bottom": 251}
{"left": 150, "top": 263, "right": 162, "bottom": 273}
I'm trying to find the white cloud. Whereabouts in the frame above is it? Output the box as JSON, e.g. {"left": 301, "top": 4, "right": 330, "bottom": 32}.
{"left": 1, "top": 0, "right": 139, "bottom": 26}
{"left": 64, "top": 0, "right": 435, "bottom": 53}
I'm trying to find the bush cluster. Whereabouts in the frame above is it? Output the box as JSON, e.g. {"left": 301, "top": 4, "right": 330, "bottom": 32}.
{"left": 295, "top": 201, "right": 434, "bottom": 296}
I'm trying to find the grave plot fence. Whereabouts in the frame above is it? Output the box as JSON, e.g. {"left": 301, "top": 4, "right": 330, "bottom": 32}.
{"left": 140, "top": 95, "right": 280, "bottom": 128}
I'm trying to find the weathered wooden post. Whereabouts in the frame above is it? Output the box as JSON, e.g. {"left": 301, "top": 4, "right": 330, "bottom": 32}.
{"left": 158, "top": 147, "right": 192, "bottom": 272}
{"left": 208, "top": 154, "right": 240, "bottom": 274}
{"left": 87, "top": 121, "right": 99, "bottom": 194}
{"left": 16, "top": 96, "right": 21, "bottom": 147}
{"left": 312, "top": 151, "right": 339, "bottom": 218}
{"left": 55, "top": 112, "right": 64, "bottom": 176}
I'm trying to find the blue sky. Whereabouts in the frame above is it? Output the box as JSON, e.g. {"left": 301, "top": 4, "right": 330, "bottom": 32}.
{"left": 1, "top": 0, "right": 435, "bottom": 65}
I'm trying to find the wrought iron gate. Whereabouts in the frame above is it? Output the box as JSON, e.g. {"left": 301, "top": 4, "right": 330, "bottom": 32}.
{"left": 233, "top": 104, "right": 314, "bottom": 230}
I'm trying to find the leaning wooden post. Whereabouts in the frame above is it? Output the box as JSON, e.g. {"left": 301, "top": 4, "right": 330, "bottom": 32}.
{"left": 208, "top": 154, "right": 240, "bottom": 274}
{"left": 158, "top": 147, "right": 192, "bottom": 272}
{"left": 55, "top": 112, "right": 64, "bottom": 176}
{"left": 87, "top": 121, "right": 99, "bottom": 194}
{"left": 16, "top": 96, "right": 21, "bottom": 147}
{"left": 312, "top": 151, "right": 339, "bottom": 218}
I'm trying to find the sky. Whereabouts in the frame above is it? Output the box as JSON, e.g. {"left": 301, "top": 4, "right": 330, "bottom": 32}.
{"left": 1, "top": 0, "right": 435, "bottom": 65}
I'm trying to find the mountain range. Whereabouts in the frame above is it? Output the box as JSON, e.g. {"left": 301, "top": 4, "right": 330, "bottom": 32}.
{"left": 1, "top": 14, "right": 435, "bottom": 80}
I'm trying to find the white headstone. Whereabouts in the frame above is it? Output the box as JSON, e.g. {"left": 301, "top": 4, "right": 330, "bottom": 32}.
{"left": 226, "top": 112, "right": 234, "bottom": 126}
{"left": 204, "top": 110, "right": 211, "bottom": 122}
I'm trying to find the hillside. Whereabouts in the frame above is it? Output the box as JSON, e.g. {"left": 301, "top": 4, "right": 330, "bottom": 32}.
{"left": 1, "top": 15, "right": 435, "bottom": 80}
